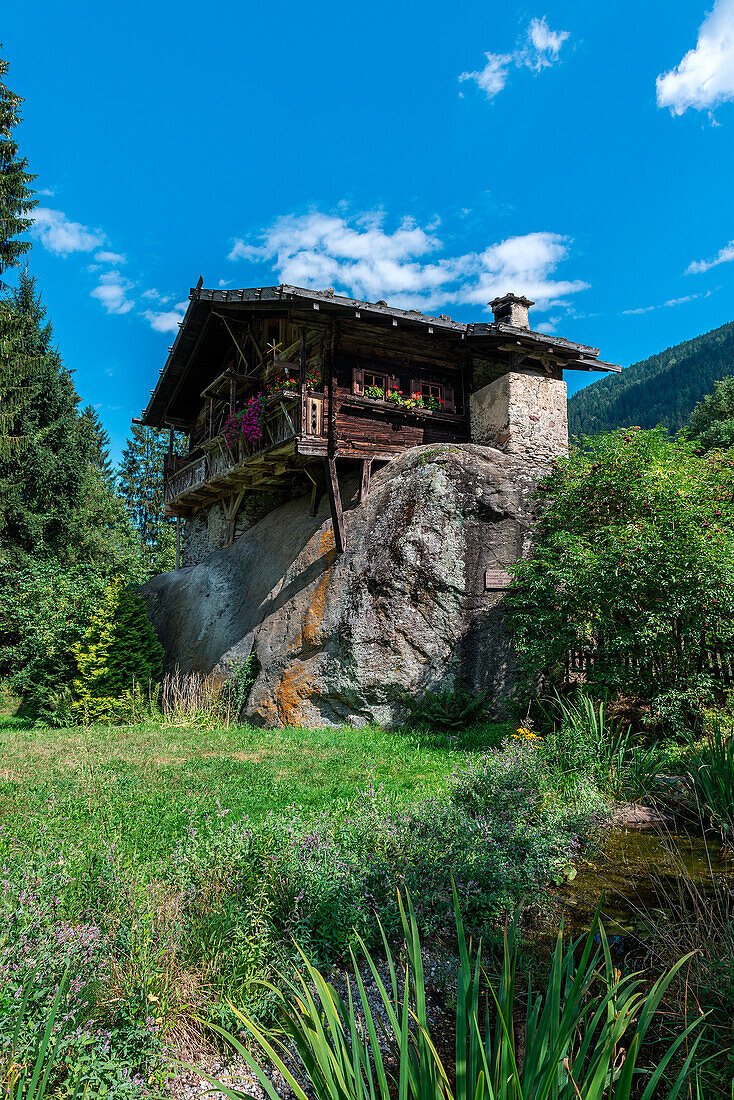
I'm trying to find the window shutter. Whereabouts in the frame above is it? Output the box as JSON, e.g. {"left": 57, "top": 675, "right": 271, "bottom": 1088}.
{"left": 411, "top": 378, "right": 422, "bottom": 402}
{"left": 443, "top": 385, "right": 455, "bottom": 412}
{"left": 388, "top": 374, "right": 400, "bottom": 394}
{"left": 352, "top": 368, "right": 364, "bottom": 396}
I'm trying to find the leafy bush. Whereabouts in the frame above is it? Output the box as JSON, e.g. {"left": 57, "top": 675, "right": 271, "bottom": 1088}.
{"left": 0, "top": 842, "right": 165, "bottom": 1099}
{"left": 72, "top": 577, "right": 163, "bottom": 724}
{"left": 211, "top": 891, "right": 703, "bottom": 1100}
{"left": 172, "top": 747, "right": 585, "bottom": 991}
{"left": 403, "top": 684, "right": 487, "bottom": 731}
{"left": 0, "top": 558, "right": 107, "bottom": 721}
{"left": 506, "top": 428, "right": 734, "bottom": 728}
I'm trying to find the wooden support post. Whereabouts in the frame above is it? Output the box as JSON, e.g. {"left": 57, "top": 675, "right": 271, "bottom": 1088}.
{"left": 175, "top": 517, "right": 180, "bottom": 570}
{"left": 224, "top": 489, "right": 246, "bottom": 547}
{"left": 229, "top": 376, "right": 236, "bottom": 413}
{"left": 325, "top": 456, "right": 345, "bottom": 553}
{"left": 309, "top": 478, "right": 322, "bottom": 516}
{"left": 359, "top": 458, "right": 372, "bottom": 503}
{"left": 306, "top": 469, "right": 323, "bottom": 516}
{"left": 299, "top": 330, "right": 307, "bottom": 389}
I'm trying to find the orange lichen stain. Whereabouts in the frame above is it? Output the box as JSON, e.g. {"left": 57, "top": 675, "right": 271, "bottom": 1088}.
{"left": 301, "top": 527, "right": 337, "bottom": 651}
{"left": 272, "top": 662, "right": 319, "bottom": 726}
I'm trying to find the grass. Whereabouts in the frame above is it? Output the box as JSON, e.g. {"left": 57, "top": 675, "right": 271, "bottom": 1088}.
{"left": 0, "top": 717, "right": 510, "bottom": 870}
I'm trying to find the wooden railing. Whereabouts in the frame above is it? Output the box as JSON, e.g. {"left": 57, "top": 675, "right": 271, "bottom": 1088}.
{"left": 164, "top": 391, "right": 325, "bottom": 504}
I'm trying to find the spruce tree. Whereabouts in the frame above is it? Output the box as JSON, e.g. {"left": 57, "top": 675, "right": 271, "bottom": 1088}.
{"left": 80, "top": 404, "right": 115, "bottom": 484}
{"left": 0, "top": 271, "right": 91, "bottom": 555}
{"left": 118, "top": 421, "right": 184, "bottom": 575}
{"left": 0, "top": 53, "right": 38, "bottom": 455}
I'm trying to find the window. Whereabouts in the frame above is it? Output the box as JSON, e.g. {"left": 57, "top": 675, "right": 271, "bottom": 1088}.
{"left": 364, "top": 371, "right": 387, "bottom": 393}
{"left": 421, "top": 382, "right": 442, "bottom": 403}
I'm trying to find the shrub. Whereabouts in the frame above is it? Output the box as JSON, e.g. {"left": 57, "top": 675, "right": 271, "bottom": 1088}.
{"left": 0, "top": 558, "right": 108, "bottom": 721}
{"left": 403, "top": 684, "right": 487, "bottom": 731}
{"left": 72, "top": 578, "right": 163, "bottom": 724}
{"left": 172, "top": 751, "right": 584, "bottom": 983}
{"left": 506, "top": 428, "right": 734, "bottom": 726}
{"left": 0, "top": 841, "right": 165, "bottom": 1099}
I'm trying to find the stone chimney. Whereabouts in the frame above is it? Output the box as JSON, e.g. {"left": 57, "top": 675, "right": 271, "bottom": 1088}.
{"left": 489, "top": 293, "right": 534, "bottom": 329}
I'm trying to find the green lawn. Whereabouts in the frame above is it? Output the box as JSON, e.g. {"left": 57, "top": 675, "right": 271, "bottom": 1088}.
{"left": 0, "top": 716, "right": 510, "bottom": 868}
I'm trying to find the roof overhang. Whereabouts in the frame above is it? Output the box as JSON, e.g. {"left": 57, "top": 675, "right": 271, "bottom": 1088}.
{"left": 142, "top": 284, "right": 620, "bottom": 428}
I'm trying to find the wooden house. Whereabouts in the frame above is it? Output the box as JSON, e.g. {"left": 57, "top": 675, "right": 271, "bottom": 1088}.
{"left": 140, "top": 282, "right": 619, "bottom": 562}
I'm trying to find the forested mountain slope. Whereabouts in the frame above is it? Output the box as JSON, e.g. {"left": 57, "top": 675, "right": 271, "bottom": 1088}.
{"left": 568, "top": 320, "right": 734, "bottom": 436}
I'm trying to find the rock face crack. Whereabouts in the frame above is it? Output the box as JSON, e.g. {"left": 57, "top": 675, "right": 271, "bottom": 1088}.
{"left": 142, "top": 445, "right": 548, "bottom": 727}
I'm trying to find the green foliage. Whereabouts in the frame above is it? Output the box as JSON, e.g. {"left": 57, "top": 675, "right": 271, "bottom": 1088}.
{"left": 0, "top": 844, "right": 165, "bottom": 1099}
{"left": 72, "top": 578, "right": 163, "bottom": 724}
{"left": 403, "top": 684, "right": 488, "bottom": 731}
{"left": 0, "top": 272, "right": 92, "bottom": 555}
{"left": 686, "top": 723, "right": 734, "bottom": 846}
{"left": 0, "top": 557, "right": 108, "bottom": 720}
{"left": 688, "top": 374, "right": 734, "bottom": 453}
{"left": 568, "top": 319, "right": 734, "bottom": 436}
{"left": 117, "top": 422, "right": 185, "bottom": 577}
{"left": 0, "top": 54, "right": 37, "bottom": 455}
{"left": 0, "top": 55, "right": 35, "bottom": 276}
{"left": 80, "top": 403, "right": 115, "bottom": 484}
{"left": 506, "top": 429, "right": 734, "bottom": 726}
{"left": 210, "top": 891, "right": 703, "bottom": 1100}
{"left": 219, "top": 655, "right": 258, "bottom": 717}
{"left": 546, "top": 693, "right": 668, "bottom": 801}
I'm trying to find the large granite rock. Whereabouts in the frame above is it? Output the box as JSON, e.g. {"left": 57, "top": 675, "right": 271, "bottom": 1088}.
{"left": 142, "top": 444, "right": 545, "bottom": 727}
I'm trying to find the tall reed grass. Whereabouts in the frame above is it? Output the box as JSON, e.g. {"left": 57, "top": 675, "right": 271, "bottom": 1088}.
{"left": 161, "top": 657, "right": 255, "bottom": 729}
{"left": 686, "top": 723, "right": 734, "bottom": 847}
{"left": 206, "top": 890, "right": 704, "bottom": 1100}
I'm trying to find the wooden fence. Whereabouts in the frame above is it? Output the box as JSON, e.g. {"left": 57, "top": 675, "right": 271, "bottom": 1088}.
{"left": 565, "top": 639, "right": 734, "bottom": 686}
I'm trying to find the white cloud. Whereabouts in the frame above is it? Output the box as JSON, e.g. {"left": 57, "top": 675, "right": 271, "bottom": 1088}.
{"left": 37, "top": 187, "right": 55, "bottom": 197}
{"left": 143, "top": 308, "right": 185, "bottom": 333}
{"left": 142, "top": 287, "right": 172, "bottom": 303}
{"left": 459, "top": 16, "right": 569, "bottom": 100}
{"left": 687, "top": 239, "right": 734, "bottom": 272}
{"left": 622, "top": 290, "right": 713, "bottom": 315}
{"left": 95, "top": 250, "right": 126, "bottom": 264}
{"left": 91, "top": 270, "right": 135, "bottom": 315}
{"left": 30, "top": 207, "right": 106, "bottom": 256}
{"left": 228, "top": 210, "right": 587, "bottom": 314}
{"left": 657, "top": 0, "right": 734, "bottom": 115}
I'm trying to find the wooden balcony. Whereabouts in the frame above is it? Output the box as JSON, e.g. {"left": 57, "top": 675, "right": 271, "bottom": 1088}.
{"left": 164, "top": 391, "right": 327, "bottom": 514}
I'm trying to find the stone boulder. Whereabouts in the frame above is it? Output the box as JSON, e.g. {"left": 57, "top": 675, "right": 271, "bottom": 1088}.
{"left": 142, "top": 444, "right": 546, "bottom": 727}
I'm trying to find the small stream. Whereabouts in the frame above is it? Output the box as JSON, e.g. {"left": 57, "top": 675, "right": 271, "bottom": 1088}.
{"left": 550, "top": 818, "right": 734, "bottom": 956}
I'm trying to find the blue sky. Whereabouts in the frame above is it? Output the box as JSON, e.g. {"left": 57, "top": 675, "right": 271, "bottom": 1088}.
{"left": 5, "top": 0, "right": 734, "bottom": 460}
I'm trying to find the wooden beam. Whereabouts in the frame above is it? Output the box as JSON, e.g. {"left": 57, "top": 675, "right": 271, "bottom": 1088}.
{"left": 215, "top": 312, "right": 250, "bottom": 369}
{"left": 359, "top": 458, "right": 372, "bottom": 503}
{"left": 325, "top": 456, "right": 345, "bottom": 553}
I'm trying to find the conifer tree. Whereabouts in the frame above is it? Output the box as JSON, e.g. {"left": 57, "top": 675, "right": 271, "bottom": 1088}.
{"left": 118, "top": 421, "right": 184, "bottom": 575}
{"left": 72, "top": 577, "right": 163, "bottom": 724}
{"left": 0, "top": 271, "right": 91, "bottom": 554}
{"left": 80, "top": 404, "right": 115, "bottom": 484}
{"left": 0, "top": 53, "right": 38, "bottom": 454}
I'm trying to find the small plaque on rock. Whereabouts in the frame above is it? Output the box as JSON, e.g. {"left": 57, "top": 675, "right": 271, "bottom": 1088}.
{"left": 485, "top": 569, "right": 512, "bottom": 590}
